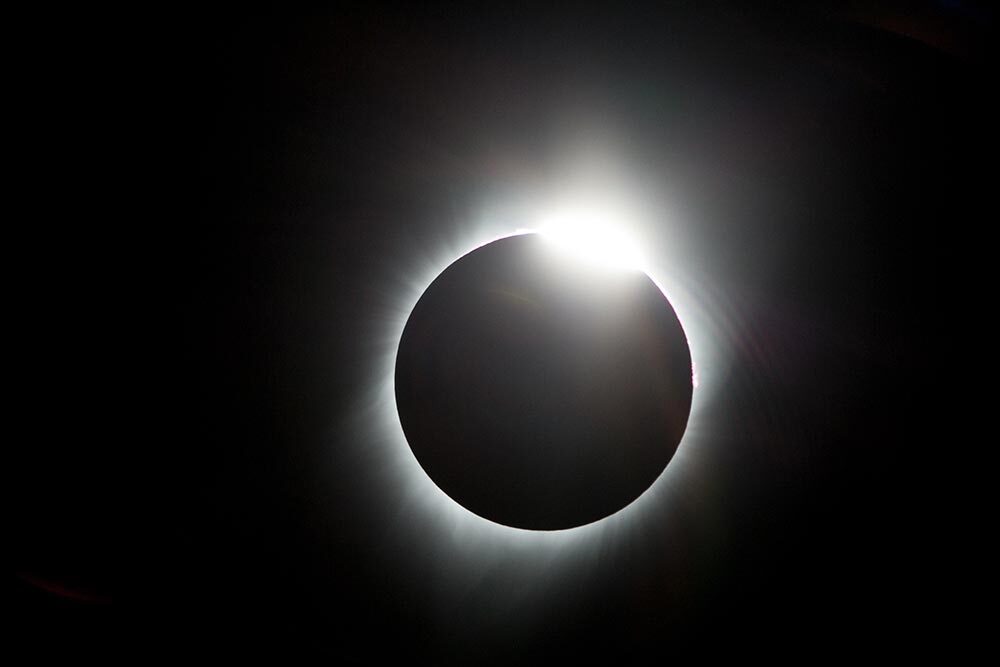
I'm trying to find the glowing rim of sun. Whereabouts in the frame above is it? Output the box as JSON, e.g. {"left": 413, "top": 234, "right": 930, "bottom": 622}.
{"left": 366, "top": 208, "right": 724, "bottom": 552}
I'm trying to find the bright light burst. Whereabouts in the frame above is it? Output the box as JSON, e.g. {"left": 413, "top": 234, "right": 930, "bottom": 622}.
{"left": 530, "top": 208, "right": 646, "bottom": 272}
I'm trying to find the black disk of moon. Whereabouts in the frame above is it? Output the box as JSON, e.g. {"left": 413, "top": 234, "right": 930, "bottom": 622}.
{"left": 395, "top": 233, "right": 693, "bottom": 530}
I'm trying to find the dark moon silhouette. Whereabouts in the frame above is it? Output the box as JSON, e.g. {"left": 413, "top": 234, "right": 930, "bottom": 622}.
{"left": 395, "top": 233, "right": 693, "bottom": 530}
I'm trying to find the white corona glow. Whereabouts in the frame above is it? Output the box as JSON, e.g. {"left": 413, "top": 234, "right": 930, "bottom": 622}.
{"left": 350, "top": 191, "right": 733, "bottom": 574}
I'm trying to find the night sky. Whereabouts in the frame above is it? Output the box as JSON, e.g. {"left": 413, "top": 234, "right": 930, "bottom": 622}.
{"left": 13, "top": 2, "right": 993, "bottom": 661}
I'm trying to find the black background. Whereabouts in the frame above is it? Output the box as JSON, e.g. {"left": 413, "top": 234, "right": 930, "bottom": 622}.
{"left": 13, "top": 2, "right": 993, "bottom": 662}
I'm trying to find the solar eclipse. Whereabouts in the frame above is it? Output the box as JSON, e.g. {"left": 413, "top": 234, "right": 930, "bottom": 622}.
{"left": 394, "top": 231, "right": 693, "bottom": 530}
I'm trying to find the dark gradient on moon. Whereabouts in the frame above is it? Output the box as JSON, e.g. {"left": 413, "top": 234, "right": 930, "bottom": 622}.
{"left": 395, "top": 234, "right": 692, "bottom": 529}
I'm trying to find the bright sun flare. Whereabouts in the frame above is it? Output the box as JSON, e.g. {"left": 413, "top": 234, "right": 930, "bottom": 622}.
{"left": 527, "top": 210, "right": 647, "bottom": 272}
